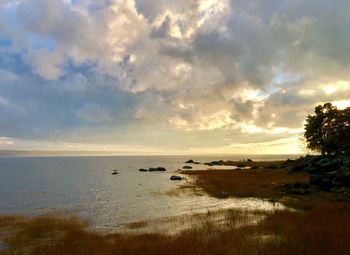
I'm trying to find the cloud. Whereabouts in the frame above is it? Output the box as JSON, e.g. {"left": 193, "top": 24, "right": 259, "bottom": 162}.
{"left": 0, "top": 69, "right": 19, "bottom": 82}
{"left": 0, "top": 137, "right": 14, "bottom": 145}
{"left": 23, "top": 49, "right": 65, "bottom": 80}
{"left": 0, "top": 0, "right": 350, "bottom": 153}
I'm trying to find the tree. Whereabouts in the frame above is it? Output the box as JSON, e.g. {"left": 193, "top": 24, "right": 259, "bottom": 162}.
{"left": 304, "top": 103, "right": 350, "bottom": 155}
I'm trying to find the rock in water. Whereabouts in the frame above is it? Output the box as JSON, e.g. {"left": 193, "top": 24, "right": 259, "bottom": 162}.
{"left": 139, "top": 168, "right": 148, "bottom": 172}
{"left": 170, "top": 175, "right": 182, "bottom": 180}
{"left": 183, "top": 166, "right": 193, "bottom": 169}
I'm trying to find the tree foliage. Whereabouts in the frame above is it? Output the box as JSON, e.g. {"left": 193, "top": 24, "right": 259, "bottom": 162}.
{"left": 304, "top": 103, "right": 350, "bottom": 155}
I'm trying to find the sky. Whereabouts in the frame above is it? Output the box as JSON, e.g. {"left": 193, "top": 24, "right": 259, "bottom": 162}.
{"left": 0, "top": 0, "right": 350, "bottom": 155}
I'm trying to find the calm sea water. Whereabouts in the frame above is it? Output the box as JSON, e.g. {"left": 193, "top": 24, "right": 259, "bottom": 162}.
{"left": 0, "top": 155, "right": 298, "bottom": 232}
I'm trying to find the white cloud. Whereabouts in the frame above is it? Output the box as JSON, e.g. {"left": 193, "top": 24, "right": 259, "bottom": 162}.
{"left": 1, "top": 0, "right": 350, "bottom": 153}
{"left": 0, "top": 137, "right": 14, "bottom": 145}
{"left": 24, "top": 49, "right": 65, "bottom": 80}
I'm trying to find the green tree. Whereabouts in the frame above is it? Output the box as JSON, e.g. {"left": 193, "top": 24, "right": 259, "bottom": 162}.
{"left": 304, "top": 103, "right": 350, "bottom": 155}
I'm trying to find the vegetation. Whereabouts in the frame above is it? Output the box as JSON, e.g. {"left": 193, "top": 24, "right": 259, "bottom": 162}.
{"left": 304, "top": 103, "right": 350, "bottom": 155}
{"left": 184, "top": 162, "right": 309, "bottom": 199}
{"left": 1, "top": 202, "right": 350, "bottom": 255}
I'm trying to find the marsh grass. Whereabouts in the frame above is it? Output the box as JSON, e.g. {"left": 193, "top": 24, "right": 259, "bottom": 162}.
{"left": 126, "top": 221, "right": 149, "bottom": 229}
{"left": 184, "top": 168, "right": 309, "bottom": 199}
{"left": 1, "top": 201, "right": 350, "bottom": 255}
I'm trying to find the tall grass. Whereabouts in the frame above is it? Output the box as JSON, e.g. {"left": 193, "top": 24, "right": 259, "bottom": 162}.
{"left": 185, "top": 168, "right": 309, "bottom": 199}
{"left": 1, "top": 201, "right": 350, "bottom": 255}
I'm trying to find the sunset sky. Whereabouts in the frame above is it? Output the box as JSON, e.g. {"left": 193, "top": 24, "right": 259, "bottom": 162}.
{"left": 0, "top": 0, "right": 350, "bottom": 154}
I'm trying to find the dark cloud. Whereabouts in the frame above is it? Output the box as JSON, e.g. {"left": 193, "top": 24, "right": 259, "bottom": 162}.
{"left": 0, "top": 0, "right": 349, "bottom": 152}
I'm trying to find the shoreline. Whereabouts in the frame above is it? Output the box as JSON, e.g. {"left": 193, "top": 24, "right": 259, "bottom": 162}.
{"left": 1, "top": 157, "right": 350, "bottom": 254}
{"left": 182, "top": 158, "right": 350, "bottom": 204}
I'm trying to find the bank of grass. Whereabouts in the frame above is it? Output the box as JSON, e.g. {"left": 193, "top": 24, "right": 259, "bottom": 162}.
{"left": 184, "top": 162, "right": 309, "bottom": 199}
{"left": 183, "top": 160, "right": 350, "bottom": 202}
{"left": 1, "top": 201, "right": 350, "bottom": 255}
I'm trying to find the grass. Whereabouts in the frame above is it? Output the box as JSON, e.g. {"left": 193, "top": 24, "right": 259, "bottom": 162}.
{"left": 126, "top": 220, "right": 149, "bottom": 230}
{"left": 1, "top": 202, "right": 350, "bottom": 255}
{"left": 184, "top": 167, "right": 309, "bottom": 199}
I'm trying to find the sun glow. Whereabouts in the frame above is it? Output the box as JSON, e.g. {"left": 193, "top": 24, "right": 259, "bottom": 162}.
{"left": 322, "top": 80, "right": 350, "bottom": 95}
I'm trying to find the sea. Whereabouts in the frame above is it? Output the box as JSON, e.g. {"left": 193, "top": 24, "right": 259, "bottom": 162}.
{"left": 0, "top": 154, "right": 299, "bottom": 232}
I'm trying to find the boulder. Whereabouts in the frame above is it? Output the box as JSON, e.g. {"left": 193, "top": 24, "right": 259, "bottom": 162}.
{"left": 139, "top": 168, "right": 148, "bottom": 172}
{"left": 319, "top": 158, "right": 341, "bottom": 171}
{"left": 291, "top": 165, "right": 305, "bottom": 172}
{"left": 309, "top": 174, "right": 323, "bottom": 186}
{"left": 315, "top": 157, "right": 332, "bottom": 166}
{"left": 185, "top": 159, "right": 194, "bottom": 163}
{"left": 336, "top": 166, "right": 350, "bottom": 187}
{"left": 344, "top": 160, "right": 350, "bottom": 167}
{"left": 148, "top": 167, "right": 166, "bottom": 171}
{"left": 293, "top": 182, "right": 310, "bottom": 189}
{"left": 319, "top": 178, "right": 333, "bottom": 191}
{"left": 170, "top": 175, "right": 182, "bottom": 180}
{"left": 183, "top": 166, "right": 193, "bottom": 169}
{"left": 206, "top": 160, "right": 224, "bottom": 166}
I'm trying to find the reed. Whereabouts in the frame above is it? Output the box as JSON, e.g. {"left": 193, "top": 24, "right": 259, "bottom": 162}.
{"left": 184, "top": 168, "right": 309, "bottom": 199}
{"left": 1, "top": 201, "right": 349, "bottom": 255}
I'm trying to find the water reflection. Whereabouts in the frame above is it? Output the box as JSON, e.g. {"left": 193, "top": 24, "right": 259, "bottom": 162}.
{"left": 0, "top": 155, "right": 292, "bottom": 233}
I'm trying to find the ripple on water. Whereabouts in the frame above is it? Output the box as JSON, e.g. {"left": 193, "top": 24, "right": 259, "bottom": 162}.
{"left": 0, "top": 155, "right": 291, "bottom": 233}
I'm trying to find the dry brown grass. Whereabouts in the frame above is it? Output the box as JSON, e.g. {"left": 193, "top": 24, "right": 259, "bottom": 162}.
{"left": 126, "top": 220, "right": 149, "bottom": 229}
{"left": 1, "top": 201, "right": 350, "bottom": 255}
{"left": 184, "top": 167, "right": 309, "bottom": 199}
{"left": 257, "top": 201, "right": 350, "bottom": 255}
